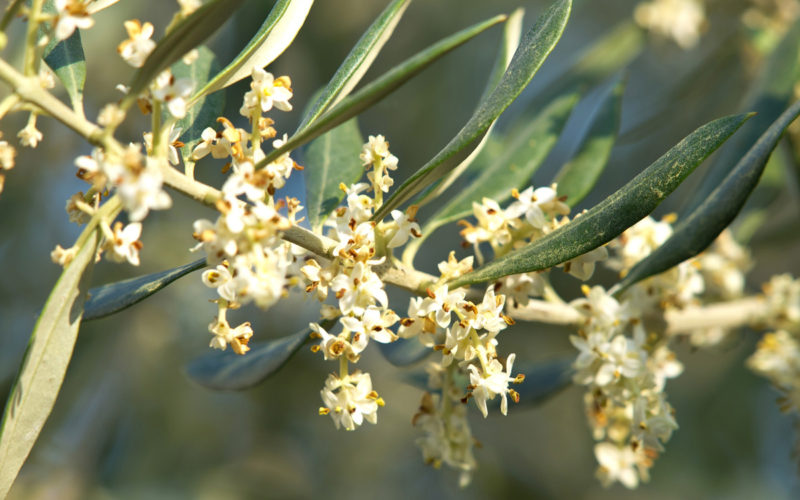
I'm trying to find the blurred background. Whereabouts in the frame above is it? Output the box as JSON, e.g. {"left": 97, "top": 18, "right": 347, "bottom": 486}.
{"left": 2, "top": 0, "right": 800, "bottom": 498}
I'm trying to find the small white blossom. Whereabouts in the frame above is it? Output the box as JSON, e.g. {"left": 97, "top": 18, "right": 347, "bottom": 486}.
{"left": 240, "top": 68, "right": 293, "bottom": 117}
{"left": 320, "top": 372, "right": 383, "bottom": 431}
{"left": 18, "top": 122, "right": 43, "bottom": 148}
{"left": 468, "top": 354, "right": 518, "bottom": 417}
{"left": 117, "top": 19, "right": 156, "bottom": 68}
{"left": 594, "top": 442, "right": 641, "bottom": 489}
{"left": 151, "top": 69, "right": 193, "bottom": 118}
{"left": 54, "top": 0, "right": 94, "bottom": 40}
{"left": 386, "top": 209, "right": 421, "bottom": 248}
{"left": 104, "top": 221, "right": 143, "bottom": 266}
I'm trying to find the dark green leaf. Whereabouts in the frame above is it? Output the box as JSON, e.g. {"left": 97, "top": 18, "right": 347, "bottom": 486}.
{"left": 169, "top": 46, "right": 224, "bottom": 164}
{"left": 84, "top": 259, "right": 206, "bottom": 321}
{"left": 403, "top": 91, "right": 579, "bottom": 264}
{"left": 614, "top": 100, "right": 800, "bottom": 294}
{"left": 122, "top": 0, "right": 244, "bottom": 108}
{"left": 555, "top": 74, "right": 625, "bottom": 207}
{"left": 186, "top": 328, "right": 311, "bottom": 391}
{"left": 377, "top": 338, "right": 430, "bottom": 367}
{"left": 297, "top": 0, "right": 411, "bottom": 131}
{"left": 254, "top": 14, "right": 507, "bottom": 170}
{"left": 42, "top": 22, "right": 86, "bottom": 112}
{"left": 448, "top": 113, "right": 752, "bottom": 288}
{"left": 304, "top": 119, "right": 364, "bottom": 230}
{"left": 686, "top": 19, "right": 800, "bottom": 211}
{"left": 372, "top": 0, "right": 573, "bottom": 222}
{"left": 193, "top": 0, "right": 313, "bottom": 99}
{"left": 0, "top": 228, "right": 100, "bottom": 498}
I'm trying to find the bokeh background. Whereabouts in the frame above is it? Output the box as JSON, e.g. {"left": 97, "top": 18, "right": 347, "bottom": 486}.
{"left": 2, "top": 0, "right": 800, "bottom": 498}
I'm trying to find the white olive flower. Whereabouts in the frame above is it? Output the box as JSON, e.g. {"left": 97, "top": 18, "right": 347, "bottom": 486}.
{"left": 104, "top": 221, "right": 143, "bottom": 266}
{"left": 117, "top": 19, "right": 156, "bottom": 68}
{"left": 240, "top": 68, "right": 293, "bottom": 117}
{"left": 150, "top": 69, "right": 193, "bottom": 118}
{"left": 594, "top": 442, "right": 640, "bottom": 489}
{"left": 18, "top": 122, "right": 43, "bottom": 148}
{"left": 319, "top": 372, "right": 383, "bottom": 431}
{"left": 468, "top": 354, "right": 518, "bottom": 417}
{"left": 386, "top": 209, "right": 421, "bottom": 248}
{"left": 53, "top": 0, "right": 94, "bottom": 41}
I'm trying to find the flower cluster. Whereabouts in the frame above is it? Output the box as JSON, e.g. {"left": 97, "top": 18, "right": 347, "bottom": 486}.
{"left": 748, "top": 274, "right": 800, "bottom": 414}
{"left": 191, "top": 70, "right": 303, "bottom": 354}
{"left": 300, "top": 138, "right": 412, "bottom": 430}
{"left": 565, "top": 216, "right": 753, "bottom": 488}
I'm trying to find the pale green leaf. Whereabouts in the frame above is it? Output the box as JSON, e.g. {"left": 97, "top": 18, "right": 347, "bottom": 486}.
{"left": 193, "top": 0, "right": 313, "bottom": 99}
{"left": 304, "top": 119, "right": 364, "bottom": 230}
{"left": 555, "top": 73, "right": 625, "bottom": 207}
{"left": 372, "top": 0, "right": 573, "bottom": 222}
{"left": 297, "top": 0, "right": 411, "bottom": 131}
{"left": 0, "top": 229, "right": 100, "bottom": 498}
{"left": 84, "top": 258, "right": 206, "bottom": 321}
{"left": 614, "top": 100, "right": 800, "bottom": 294}
{"left": 448, "top": 113, "right": 752, "bottom": 288}
{"left": 254, "top": 14, "right": 506, "bottom": 170}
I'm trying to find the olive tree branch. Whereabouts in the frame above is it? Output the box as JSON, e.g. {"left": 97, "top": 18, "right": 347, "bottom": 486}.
{"left": 508, "top": 296, "right": 768, "bottom": 334}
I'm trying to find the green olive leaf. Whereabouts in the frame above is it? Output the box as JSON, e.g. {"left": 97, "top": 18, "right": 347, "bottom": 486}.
{"left": 253, "top": 14, "right": 507, "bottom": 170}
{"left": 84, "top": 258, "right": 206, "bottom": 321}
{"left": 372, "top": 0, "right": 573, "bottom": 222}
{"left": 614, "top": 100, "right": 800, "bottom": 294}
{"left": 193, "top": 0, "right": 313, "bottom": 100}
{"left": 448, "top": 113, "right": 752, "bottom": 288}
{"left": 297, "top": 0, "right": 411, "bottom": 131}
{"left": 0, "top": 229, "right": 100, "bottom": 498}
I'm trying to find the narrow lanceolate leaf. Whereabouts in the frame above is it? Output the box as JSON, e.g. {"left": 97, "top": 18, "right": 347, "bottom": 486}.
{"left": 170, "top": 46, "right": 225, "bottom": 164}
{"left": 304, "top": 119, "right": 364, "bottom": 230}
{"left": 404, "top": 92, "right": 579, "bottom": 264}
{"left": 378, "top": 338, "right": 430, "bottom": 366}
{"left": 255, "top": 14, "right": 507, "bottom": 170}
{"left": 555, "top": 74, "right": 625, "bottom": 207}
{"left": 42, "top": 23, "right": 86, "bottom": 113}
{"left": 448, "top": 113, "right": 752, "bottom": 289}
{"left": 186, "top": 328, "right": 311, "bottom": 390}
{"left": 297, "top": 0, "right": 411, "bottom": 132}
{"left": 84, "top": 258, "right": 206, "bottom": 321}
{"left": 194, "top": 0, "right": 313, "bottom": 99}
{"left": 417, "top": 8, "right": 526, "bottom": 204}
{"left": 687, "top": 19, "right": 800, "bottom": 211}
{"left": 615, "top": 100, "right": 800, "bottom": 294}
{"left": 496, "top": 357, "right": 573, "bottom": 410}
{"left": 372, "top": 0, "right": 573, "bottom": 222}
{"left": 122, "top": 0, "right": 244, "bottom": 108}
{"left": 0, "top": 229, "right": 100, "bottom": 498}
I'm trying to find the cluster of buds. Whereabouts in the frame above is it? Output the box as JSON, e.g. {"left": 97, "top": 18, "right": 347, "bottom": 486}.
{"left": 190, "top": 69, "right": 302, "bottom": 354}
{"left": 569, "top": 216, "right": 751, "bottom": 488}
{"left": 300, "top": 137, "right": 417, "bottom": 430}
